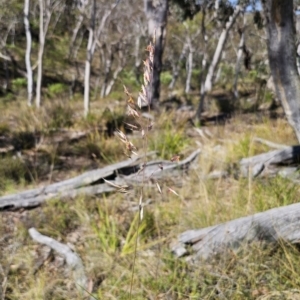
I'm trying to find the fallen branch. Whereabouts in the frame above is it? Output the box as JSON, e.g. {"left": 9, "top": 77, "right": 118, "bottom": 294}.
{"left": 253, "top": 137, "right": 288, "bottom": 150}
{"left": 240, "top": 145, "right": 300, "bottom": 177}
{"left": 0, "top": 149, "right": 200, "bottom": 210}
{"left": 122, "top": 149, "right": 201, "bottom": 183}
{"left": 173, "top": 202, "right": 300, "bottom": 260}
{"left": 29, "top": 228, "right": 88, "bottom": 291}
{"left": 0, "top": 154, "right": 142, "bottom": 209}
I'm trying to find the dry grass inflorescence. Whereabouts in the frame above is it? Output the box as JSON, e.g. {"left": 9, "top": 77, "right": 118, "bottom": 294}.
{"left": 2, "top": 53, "right": 300, "bottom": 299}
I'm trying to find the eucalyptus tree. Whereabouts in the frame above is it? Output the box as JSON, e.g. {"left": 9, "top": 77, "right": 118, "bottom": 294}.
{"left": 36, "top": 0, "right": 66, "bottom": 108}
{"left": 0, "top": 0, "right": 21, "bottom": 92}
{"left": 144, "top": 0, "right": 168, "bottom": 108}
{"left": 262, "top": 0, "right": 300, "bottom": 142}
{"left": 233, "top": 10, "right": 246, "bottom": 99}
{"left": 24, "top": 0, "right": 33, "bottom": 106}
{"left": 196, "top": 1, "right": 246, "bottom": 119}
{"left": 83, "top": 0, "right": 119, "bottom": 117}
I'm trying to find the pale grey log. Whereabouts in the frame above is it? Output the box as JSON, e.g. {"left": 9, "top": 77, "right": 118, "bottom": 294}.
{"left": 29, "top": 228, "right": 88, "bottom": 291}
{"left": 175, "top": 202, "right": 300, "bottom": 260}
{"left": 0, "top": 150, "right": 201, "bottom": 210}
{"left": 0, "top": 155, "right": 142, "bottom": 209}
{"left": 0, "top": 183, "right": 117, "bottom": 209}
{"left": 121, "top": 149, "right": 201, "bottom": 183}
{"left": 240, "top": 145, "right": 300, "bottom": 177}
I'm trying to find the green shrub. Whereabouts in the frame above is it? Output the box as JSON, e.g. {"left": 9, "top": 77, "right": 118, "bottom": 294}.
{"left": 12, "top": 78, "right": 27, "bottom": 90}
{"left": 161, "top": 71, "right": 173, "bottom": 85}
{"left": 0, "top": 157, "right": 29, "bottom": 191}
{"left": 47, "top": 83, "right": 68, "bottom": 98}
{"left": 150, "top": 125, "right": 189, "bottom": 159}
{"left": 47, "top": 102, "right": 74, "bottom": 130}
{"left": 120, "top": 70, "right": 139, "bottom": 88}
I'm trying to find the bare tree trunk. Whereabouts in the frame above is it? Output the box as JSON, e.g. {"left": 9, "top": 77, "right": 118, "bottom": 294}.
{"left": 233, "top": 12, "right": 246, "bottom": 99}
{"left": 204, "top": 6, "right": 242, "bottom": 92}
{"left": 0, "top": 24, "right": 14, "bottom": 91}
{"left": 105, "top": 65, "right": 122, "bottom": 96}
{"left": 24, "top": 0, "right": 33, "bottom": 106}
{"left": 185, "top": 38, "right": 193, "bottom": 94}
{"left": 196, "top": 5, "right": 243, "bottom": 119}
{"left": 36, "top": 0, "right": 51, "bottom": 108}
{"left": 214, "top": 50, "right": 226, "bottom": 83}
{"left": 69, "top": 13, "right": 84, "bottom": 59}
{"left": 134, "top": 35, "right": 141, "bottom": 84}
{"left": 105, "top": 48, "right": 124, "bottom": 96}
{"left": 100, "top": 46, "right": 113, "bottom": 98}
{"left": 83, "top": 3, "right": 114, "bottom": 117}
{"left": 83, "top": 0, "right": 95, "bottom": 118}
{"left": 168, "top": 42, "right": 188, "bottom": 90}
{"left": 263, "top": 0, "right": 300, "bottom": 143}
{"left": 196, "top": 7, "right": 208, "bottom": 119}
{"left": 36, "top": 0, "right": 44, "bottom": 108}
{"left": 144, "top": 0, "right": 168, "bottom": 108}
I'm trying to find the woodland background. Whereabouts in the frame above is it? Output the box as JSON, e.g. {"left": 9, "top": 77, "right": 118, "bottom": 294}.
{"left": 1, "top": 0, "right": 300, "bottom": 299}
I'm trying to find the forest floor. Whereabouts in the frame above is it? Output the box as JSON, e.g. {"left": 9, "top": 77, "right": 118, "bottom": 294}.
{"left": 1, "top": 91, "right": 300, "bottom": 300}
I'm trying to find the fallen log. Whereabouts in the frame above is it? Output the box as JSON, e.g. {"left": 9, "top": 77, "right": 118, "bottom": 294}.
{"left": 0, "top": 154, "right": 143, "bottom": 209}
{"left": 122, "top": 149, "right": 201, "bottom": 183}
{"left": 173, "top": 202, "right": 300, "bottom": 260}
{"left": 240, "top": 145, "right": 300, "bottom": 177}
{"left": 29, "top": 228, "right": 88, "bottom": 293}
{"left": 0, "top": 149, "right": 201, "bottom": 210}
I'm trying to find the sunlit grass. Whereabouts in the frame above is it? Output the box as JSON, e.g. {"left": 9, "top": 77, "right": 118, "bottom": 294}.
{"left": 1, "top": 102, "right": 300, "bottom": 299}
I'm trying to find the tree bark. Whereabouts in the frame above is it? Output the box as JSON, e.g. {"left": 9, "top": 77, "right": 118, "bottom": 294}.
{"left": 69, "top": 12, "right": 84, "bottom": 59}
{"left": 144, "top": 0, "right": 168, "bottom": 108}
{"left": 83, "top": 2, "right": 113, "bottom": 117}
{"left": 185, "top": 37, "right": 193, "bottom": 94}
{"left": 105, "top": 48, "right": 124, "bottom": 96}
{"left": 204, "top": 5, "right": 242, "bottom": 93}
{"left": 36, "top": 0, "right": 52, "bottom": 108}
{"left": 263, "top": 0, "right": 300, "bottom": 143}
{"left": 197, "top": 7, "right": 208, "bottom": 119}
{"left": 83, "top": 0, "right": 95, "bottom": 118}
{"left": 233, "top": 12, "right": 246, "bottom": 99}
{"left": 168, "top": 42, "right": 188, "bottom": 90}
{"left": 196, "top": 5, "right": 243, "bottom": 120}
{"left": 24, "top": 0, "right": 33, "bottom": 106}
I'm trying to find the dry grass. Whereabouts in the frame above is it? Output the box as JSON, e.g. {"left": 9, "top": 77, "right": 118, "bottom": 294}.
{"left": 1, "top": 109, "right": 300, "bottom": 299}
{"left": 1, "top": 42, "right": 300, "bottom": 300}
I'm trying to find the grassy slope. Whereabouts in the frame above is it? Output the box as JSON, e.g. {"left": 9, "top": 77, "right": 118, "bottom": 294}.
{"left": 0, "top": 13, "right": 299, "bottom": 297}
{"left": 1, "top": 92, "right": 300, "bottom": 300}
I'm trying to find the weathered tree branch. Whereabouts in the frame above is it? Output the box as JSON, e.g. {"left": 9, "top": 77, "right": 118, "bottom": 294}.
{"left": 253, "top": 137, "right": 288, "bottom": 150}
{"left": 29, "top": 228, "right": 88, "bottom": 291}
{"left": 0, "top": 149, "right": 200, "bottom": 210}
{"left": 240, "top": 145, "right": 300, "bottom": 177}
{"left": 173, "top": 202, "right": 300, "bottom": 260}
